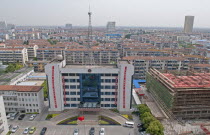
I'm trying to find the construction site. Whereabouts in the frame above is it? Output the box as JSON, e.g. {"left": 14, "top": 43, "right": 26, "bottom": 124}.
{"left": 145, "top": 68, "right": 210, "bottom": 135}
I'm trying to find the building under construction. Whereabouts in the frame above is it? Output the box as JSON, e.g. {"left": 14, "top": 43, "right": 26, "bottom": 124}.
{"left": 147, "top": 68, "right": 210, "bottom": 120}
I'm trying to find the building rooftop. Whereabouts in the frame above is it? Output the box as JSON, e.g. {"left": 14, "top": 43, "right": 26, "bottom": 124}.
{"left": 163, "top": 73, "right": 210, "bottom": 88}
{"left": 0, "top": 85, "right": 43, "bottom": 92}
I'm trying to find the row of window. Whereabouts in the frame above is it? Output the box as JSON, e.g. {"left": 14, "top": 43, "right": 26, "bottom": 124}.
{"left": 17, "top": 93, "right": 37, "bottom": 97}
{"left": 64, "top": 85, "right": 117, "bottom": 90}
{"left": 64, "top": 91, "right": 116, "bottom": 96}
{"left": 64, "top": 104, "right": 117, "bottom": 107}
{"left": 26, "top": 109, "right": 39, "bottom": 113}
{"left": 65, "top": 98, "right": 80, "bottom": 101}
{"left": 101, "top": 98, "right": 116, "bottom": 101}
{"left": 64, "top": 79, "right": 117, "bottom": 83}
{"left": 62, "top": 73, "right": 118, "bottom": 77}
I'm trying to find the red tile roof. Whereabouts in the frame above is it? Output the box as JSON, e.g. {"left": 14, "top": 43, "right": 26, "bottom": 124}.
{"left": 0, "top": 85, "right": 43, "bottom": 92}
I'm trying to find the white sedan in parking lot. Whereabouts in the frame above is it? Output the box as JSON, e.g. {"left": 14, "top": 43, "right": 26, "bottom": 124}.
{"left": 23, "top": 127, "right": 29, "bottom": 134}
{"left": 29, "top": 114, "right": 37, "bottom": 120}
{"left": 11, "top": 126, "right": 19, "bottom": 133}
{"left": 99, "top": 128, "right": 105, "bottom": 135}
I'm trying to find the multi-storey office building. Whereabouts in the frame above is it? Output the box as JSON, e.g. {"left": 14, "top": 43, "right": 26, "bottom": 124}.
{"left": 0, "top": 85, "right": 44, "bottom": 113}
{"left": 45, "top": 59, "right": 134, "bottom": 112}
{"left": 37, "top": 48, "right": 63, "bottom": 61}
{"left": 0, "top": 96, "right": 9, "bottom": 135}
{"left": 0, "top": 48, "right": 28, "bottom": 65}
{"left": 123, "top": 56, "right": 189, "bottom": 79}
{"left": 65, "top": 49, "right": 120, "bottom": 65}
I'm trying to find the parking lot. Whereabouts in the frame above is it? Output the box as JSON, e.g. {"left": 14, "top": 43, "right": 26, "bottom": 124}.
{"left": 8, "top": 114, "right": 136, "bottom": 135}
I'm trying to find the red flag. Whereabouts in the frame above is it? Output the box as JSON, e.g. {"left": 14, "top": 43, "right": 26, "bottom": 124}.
{"left": 78, "top": 116, "right": 85, "bottom": 121}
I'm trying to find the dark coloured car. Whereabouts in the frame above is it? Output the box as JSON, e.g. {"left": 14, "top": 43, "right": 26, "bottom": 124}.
{"left": 89, "top": 127, "right": 95, "bottom": 135}
{"left": 40, "top": 127, "right": 47, "bottom": 135}
{"left": 18, "top": 114, "right": 25, "bottom": 120}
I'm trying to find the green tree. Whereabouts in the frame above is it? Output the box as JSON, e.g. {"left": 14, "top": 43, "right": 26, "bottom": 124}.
{"left": 142, "top": 114, "right": 156, "bottom": 128}
{"left": 124, "top": 34, "right": 132, "bottom": 39}
{"left": 41, "top": 80, "right": 48, "bottom": 99}
{"left": 33, "top": 57, "right": 38, "bottom": 61}
{"left": 146, "top": 120, "right": 164, "bottom": 135}
{"left": 137, "top": 104, "right": 151, "bottom": 114}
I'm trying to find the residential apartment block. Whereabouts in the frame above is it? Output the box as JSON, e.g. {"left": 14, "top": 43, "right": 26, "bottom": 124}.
{"left": 0, "top": 48, "right": 28, "bottom": 65}
{"left": 123, "top": 56, "right": 189, "bottom": 79}
{"left": 0, "top": 85, "right": 44, "bottom": 113}
{"left": 65, "top": 49, "right": 120, "bottom": 65}
{"left": 37, "top": 48, "right": 63, "bottom": 61}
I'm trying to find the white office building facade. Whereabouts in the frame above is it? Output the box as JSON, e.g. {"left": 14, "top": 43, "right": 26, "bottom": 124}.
{"left": 0, "top": 96, "right": 9, "bottom": 135}
{"left": 45, "top": 60, "right": 134, "bottom": 112}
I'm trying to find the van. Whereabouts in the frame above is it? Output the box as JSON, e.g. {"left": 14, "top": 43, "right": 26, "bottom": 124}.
{"left": 10, "top": 112, "right": 19, "bottom": 120}
{"left": 123, "top": 121, "right": 134, "bottom": 128}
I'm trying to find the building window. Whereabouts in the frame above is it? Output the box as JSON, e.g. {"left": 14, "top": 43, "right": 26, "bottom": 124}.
{"left": 105, "top": 74, "right": 111, "bottom": 76}
{"left": 71, "top": 104, "right": 77, "bottom": 107}
{"left": 101, "top": 92, "right": 104, "bottom": 95}
{"left": 65, "top": 85, "right": 69, "bottom": 89}
{"left": 101, "top": 98, "right": 104, "bottom": 101}
{"left": 69, "top": 73, "right": 76, "bottom": 76}
{"left": 70, "top": 92, "right": 76, "bottom": 95}
{"left": 105, "top": 104, "right": 110, "bottom": 107}
{"left": 65, "top": 91, "right": 69, "bottom": 95}
{"left": 64, "top": 79, "right": 69, "bottom": 82}
{"left": 105, "top": 92, "right": 111, "bottom": 95}
{"left": 77, "top": 85, "right": 80, "bottom": 89}
{"left": 105, "top": 86, "right": 111, "bottom": 89}
{"left": 77, "top": 79, "right": 80, "bottom": 82}
{"left": 111, "top": 104, "right": 117, "bottom": 107}
{"left": 101, "top": 86, "right": 104, "bottom": 89}
{"left": 111, "top": 92, "right": 116, "bottom": 95}
{"left": 70, "top": 85, "right": 76, "bottom": 89}
{"left": 105, "top": 98, "right": 110, "bottom": 101}
{"left": 77, "top": 98, "right": 80, "bottom": 101}
{"left": 77, "top": 92, "right": 80, "bottom": 95}
{"left": 66, "top": 98, "right": 70, "bottom": 101}
{"left": 111, "top": 98, "right": 115, "bottom": 101}
{"left": 62, "top": 73, "right": 68, "bottom": 76}
{"left": 112, "top": 74, "right": 118, "bottom": 76}
{"left": 64, "top": 104, "right": 70, "bottom": 107}
{"left": 101, "top": 104, "right": 104, "bottom": 107}
{"left": 70, "top": 79, "right": 76, "bottom": 82}
{"left": 105, "top": 79, "right": 111, "bottom": 83}
{"left": 112, "top": 79, "right": 116, "bottom": 83}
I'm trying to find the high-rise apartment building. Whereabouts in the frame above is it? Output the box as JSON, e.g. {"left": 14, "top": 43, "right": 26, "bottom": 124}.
{"left": 0, "top": 21, "right": 7, "bottom": 30}
{"left": 65, "top": 24, "right": 72, "bottom": 29}
{"left": 184, "top": 16, "right": 194, "bottom": 33}
{"left": 107, "top": 22, "right": 116, "bottom": 33}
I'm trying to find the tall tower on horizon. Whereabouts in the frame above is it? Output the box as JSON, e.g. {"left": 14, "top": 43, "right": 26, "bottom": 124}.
{"left": 184, "top": 16, "right": 194, "bottom": 33}
{"left": 87, "top": 6, "right": 92, "bottom": 48}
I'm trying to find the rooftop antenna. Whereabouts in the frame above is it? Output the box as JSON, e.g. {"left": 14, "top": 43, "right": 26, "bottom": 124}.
{"left": 88, "top": 4, "right": 92, "bottom": 48}
{"left": 85, "top": 4, "right": 95, "bottom": 66}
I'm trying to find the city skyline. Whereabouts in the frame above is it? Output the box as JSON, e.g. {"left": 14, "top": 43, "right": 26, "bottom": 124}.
{"left": 0, "top": 0, "right": 210, "bottom": 28}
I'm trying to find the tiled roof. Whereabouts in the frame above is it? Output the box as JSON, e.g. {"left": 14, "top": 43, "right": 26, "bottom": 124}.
{"left": 0, "top": 85, "right": 43, "bottom": 92}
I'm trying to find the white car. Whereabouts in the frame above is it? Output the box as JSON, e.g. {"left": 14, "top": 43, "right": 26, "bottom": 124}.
{"left": 99, "top": 128, "right": 105, "bottom": 135}
{"left": 6, "top": 113, "right": 12, "bottom": 119}
{"left": 73, "top": 128, "right": 79, "bottom": 135}
{"left": 29, "top": 114, "right": 37, "bottom": 120}
{"left": 11, "top": 126, "right": 19, "bottom": 133}
{"left": 23, "top": 127, "right": 29, "bottom": 134}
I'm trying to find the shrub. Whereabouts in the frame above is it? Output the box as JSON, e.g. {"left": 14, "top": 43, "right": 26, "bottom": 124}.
{"left": 109, "top": 108, "right": 119, "bottom": 113}
{"left": 99, "top": 120, "right": 109, "bottom": 125}
{"left": 67, "top": 121, "right": 77, "bottom": 124}
{"left": 122, "top": 114, "right": 133, "bottom": 120}
{"left": 98, "top": 116, "right": 121, "bottom": 125}
{"left": 57, "top": 116, "right": 78, "bottom": 125}
{"left": 6, "top": 131, "right": 12, "bottom": 135}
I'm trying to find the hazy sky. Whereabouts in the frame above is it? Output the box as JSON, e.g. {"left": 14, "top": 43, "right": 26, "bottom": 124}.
{"left": 0, "top": 0, "right": 210, "bottom": 27}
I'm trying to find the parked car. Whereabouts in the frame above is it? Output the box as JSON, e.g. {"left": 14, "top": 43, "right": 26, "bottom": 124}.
{"left": 10, "top": 112, "right": 19, "bottom": 120}
{"left": 123, "top": 121, "right": 134, "bottom": 128}
{"left": 29, "top": 127, "right": 36, "bottom": 134}
{"left": 11, "top": 126, "right": 19, "bottom": 133}
{"left": 29, "top": 114, "right": 37, "bottom": 121}
{"left": 99, "top": 128, "right": 105, "bottom": 135}
{"left": 89, "top": 127, "right": 95, "bottom": 135}
{"left": 6, "top": 113, "right": 12, "bottom": 119}
{"left": 73, "top": 128, "right": 79, "bottom": 135}
{"left": 137, "top": 123, "right": 142, "bottom": 128}
{"left": 23, "top": 127, "right": 29, "bottom": 134}
{"left": 40, "top": 127, "right": 47, "bottom": 135}
{"left": 18, "top": 114, "right": 25, "bottom": 120}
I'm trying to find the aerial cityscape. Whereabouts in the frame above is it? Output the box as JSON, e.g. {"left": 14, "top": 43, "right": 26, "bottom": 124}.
{"left": 0, "top": 0, "right": 210, "bottom": 135}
